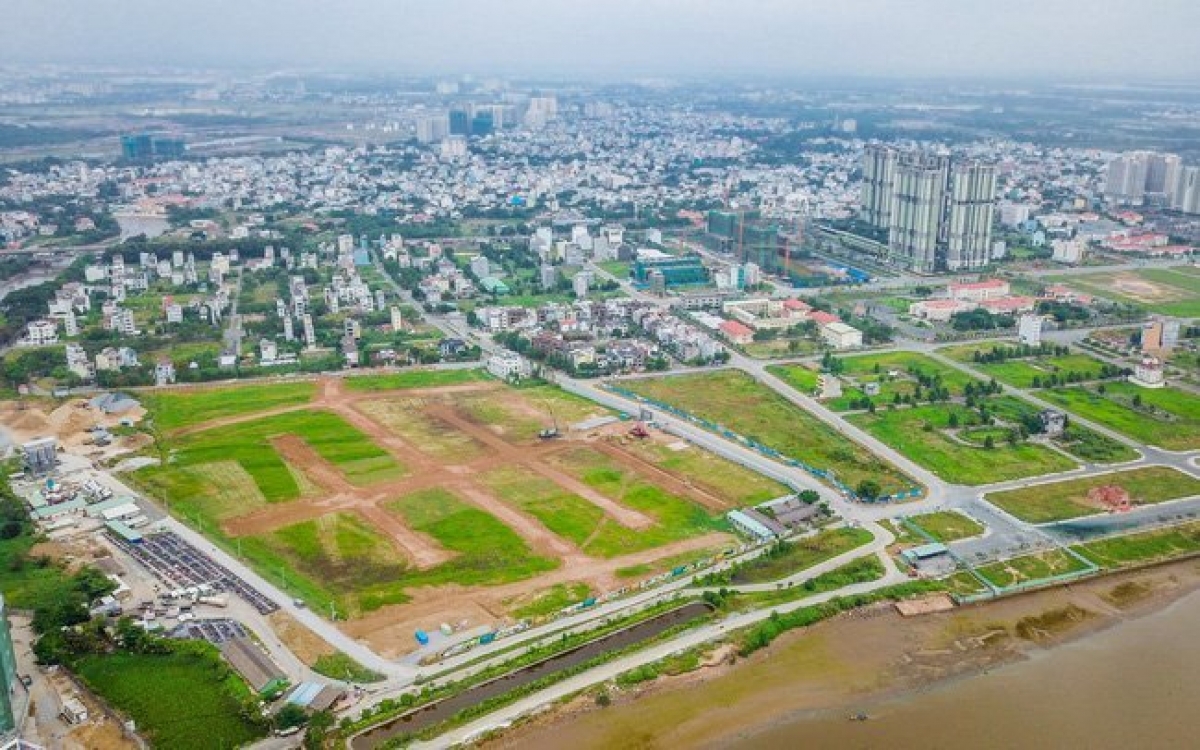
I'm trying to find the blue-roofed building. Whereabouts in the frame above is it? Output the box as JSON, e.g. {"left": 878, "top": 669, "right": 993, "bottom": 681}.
{"left": 726, "top": 509, "right": 777, "bottom": 542}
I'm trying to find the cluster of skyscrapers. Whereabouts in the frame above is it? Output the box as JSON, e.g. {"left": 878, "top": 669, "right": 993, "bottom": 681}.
{"left": 1104, "top": 151, "right": 1200, "bottom": 214}
{"left": 415, "top": 96, "right": 559, "bottom": 144}
{"left": 860, "top": 145, "right": 998, "bottom": 273}
{"left": 120, "top": 133, "right": 185, "bottom": 161}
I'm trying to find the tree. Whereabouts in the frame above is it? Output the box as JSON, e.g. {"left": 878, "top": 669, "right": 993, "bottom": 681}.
{"left": 275, "top": 703, "right": 309, "bottom": 730}
{"left": 1132, "top": 393, "right": 1143, "bottom": 408}
{"left": 855, "top": 479, "right": 882, "bottom": 500}
{"left": 948, "top": 412, "right": 959, "bottom": 429}
{"left": 797, "top": 489, "right": 821, "bottom": 504}
{"left": 304, "top": 710, "right": 335, "bottom": 750}
{"left": 984, "top": 435, "right": 996, "bottom": 450}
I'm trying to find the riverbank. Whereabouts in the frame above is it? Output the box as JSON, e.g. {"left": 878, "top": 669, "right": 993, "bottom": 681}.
{"left": 484, "top": 557, "right": 1200, "bottom": 749}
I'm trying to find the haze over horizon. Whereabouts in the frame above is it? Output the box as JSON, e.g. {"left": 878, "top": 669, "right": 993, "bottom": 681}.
{"left": 6, "top": 0, "right": 1200, "bottom": 82}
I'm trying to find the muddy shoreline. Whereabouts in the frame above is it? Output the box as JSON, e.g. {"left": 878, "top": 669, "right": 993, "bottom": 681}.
{"left": 485, "top": 557, "right": 1200, "bottom": 750}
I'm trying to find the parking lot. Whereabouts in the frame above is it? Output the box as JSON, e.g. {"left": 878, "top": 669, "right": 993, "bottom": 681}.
{"left": 110, "top": 531, "right": 279, "bottom": 615}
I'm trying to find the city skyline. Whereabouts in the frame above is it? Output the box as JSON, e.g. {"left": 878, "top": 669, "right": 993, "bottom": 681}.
{"left": 6, "top": 0, "right": 1200, "bottom": 81}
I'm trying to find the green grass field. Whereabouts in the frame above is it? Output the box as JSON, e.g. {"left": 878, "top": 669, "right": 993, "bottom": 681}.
{"left": 1072, "top": 522, "right": 1200, "bottom": 568}
{"left": 75, "top": 646, "right": 266, "bottom": 750}
{"left": 621, "top": 370, "right": 912, "bottom": 495}
{"left": 727, "top": 527, "right": 873, "bottom": 585}
{"left": 244, "top": 491, "right": 559, "bottom": 614}
{"left": 386, "top": 488, "right": 558, "bottom": 588}
{"left": 1051, "top": 425, "right": 1140, "bottom": 464}
{"left": 770, "top": 352, "right": 979, "bottom": 411}
{"left": 243, "top": 512, "right": 410, "bottom": 614}
{"left": 984, "top": 467, "right": 1200, "bottom": 524}
{"left": 1043, "top": 267, "right": 1200, "bottom": 317}
{"left": 143, "top": 381, "right": 316, "bottom": 431}
{"left": 906, "top": 511, "right": 985, "bottom": 542}
{"left": 768, "top": 363, "right": 820, "bottom": 393}
{"left": 966, "top": 354, "right": 1115, "bottom": 389}
{"left": 343, "top": 368, "right": 491, "bottom": 392}
{"left": 616, "top": 439, "right": 789, "bottom": 506}
{"left": 357, "top": 399, "right": 490, "bottom": 462}
{"left": 147, "top": 410, "right": 403, "bottom": 505}
{"left": 459, "top": 384, "right": 610, "bottom": 441}
{"left": 848, "top": 400, "right": 1078, "bottom": 485}
{"left": 508, "top": 582, "right": 594, "bottom": 619}
{"left": 975, "top": 549, "right": 1093, "bottom": 588}
{"left": 1042, "top": 382, "right": 1200, "bottom": 451}
{"left": 312, "top": 652, "right": 385, "bottom": 683}
{"left": 481, "top": 455, "right": 728, "bottom": 559}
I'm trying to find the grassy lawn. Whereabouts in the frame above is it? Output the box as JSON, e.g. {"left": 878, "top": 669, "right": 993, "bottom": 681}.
{"left": 723, "top": 554, "right": 886, "bottom": 611}
{"left": 598, "top": 261, "right": 631, "bottom": 278}
{"left": 772, "top": 352, "right": 979, "bottom": 411}
{"left": 247, "top": 490, "right": 559, "bottom": 615}
{"left": 767, "top": 364, "right": 820, "bottom": 393}
{"left": 1052, "top": 425, "right": 1140, "bottom": 464}
{"left": 480, "top": 459, "right": 727, "bottom": 559}
{"left": 386, "top": 488, "right": 558, "bottom": 587}
{"left": 726, "top": 527, "right": 873, "bottom": 585}
{"left": 742, "top": 337, "right": 821, "bottom": 359}
{"left": 847, "top": 399, "right": 1077, "bottom": 485}
{"left": 75, "top": 645, "right": 266, "bottom": 750}
{"left": 143, "top": 381, "right": 316, "bottom": 431}
{"left": 344, "top": 368, "right": 491, "bottom": 392}
{"left": 620, "top": 370, "right": 912, "bottom": 495}
{"left": 460, "top": 384, "right": 610, "bottom": 441}
{"left": 941, "top": 569, "right": 990, "bottom": 597}
{"left": 246, "top": 512, "right": 410, "bottom": 614}
{"left": 151, "top": 410, "right": 403, "bottom": 504}
{"left": 984, "top": 467, "right": 1200, "bottom": 524}
{"left": 968, "top": 354, "right": 1116, "bottom": 389}
{"left": 907, "top": 511, "right": 985, "bottom": 542}
{"left": 614, "top": 547, "right": 727, "bottom": 579}
{"left": 1072, "top": 521, "right": 1200, "bottom": 568}
{"left": 1043, "top": 267, "right": 1200, "bottom": 317}
{"left": 312, "top": 652, "right": 386, "bottom": 683}
{"left": 1042, "top": 382, "right": 1200, "bottom": 451}
{"left": 975, "top": 549, "right": 1092, "bottom": 588}
{"left": 615, "top": 438, "right": 789, "bottom": 506}
{"left": 507, "top": 582, "right": 594, "bottom": 619}
{"left": 356, "top": 399, "right": 489, "bottom": 462}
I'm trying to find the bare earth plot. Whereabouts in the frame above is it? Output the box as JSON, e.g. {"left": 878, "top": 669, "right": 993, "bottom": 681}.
{"left": 134, "top": 375, "right": 776, "bottom": 655}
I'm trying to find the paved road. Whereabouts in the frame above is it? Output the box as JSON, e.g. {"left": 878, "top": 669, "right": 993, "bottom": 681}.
{"left": 97, "top": 461, "right": 415, "bottom": 680}
{"left": 410, "top": 554, "right": 910, "bottom": 750}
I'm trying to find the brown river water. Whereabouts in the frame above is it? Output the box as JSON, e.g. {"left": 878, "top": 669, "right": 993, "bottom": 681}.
{"left": 734, "top": 586, "right": 1200, "bottom": 749}
{"left": 489, "top": 560, "right": 1200, "bottom": 750}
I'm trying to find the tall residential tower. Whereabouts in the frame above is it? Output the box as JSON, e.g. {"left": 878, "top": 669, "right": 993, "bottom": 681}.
{"left": 861, "top": 147, "right": 997, "bottom": 273}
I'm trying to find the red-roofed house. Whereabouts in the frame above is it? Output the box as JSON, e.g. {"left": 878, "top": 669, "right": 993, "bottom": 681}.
{"left": 782, "top": 298, "right": 812, "bottom": 316}
{"left": 979, "top": 296, "right": 1037, "bottom": 314}
{"left": 908, "top": 298, "right": 976, "bottom": 322}
{"left": 948, "top": 279, "right": 1010, "bottom": 302}
{"left": 719, "top": 319, "right": 754, "bottom": 345}
{"left": 808, "top": 310, "right": 839, "bottom": 325}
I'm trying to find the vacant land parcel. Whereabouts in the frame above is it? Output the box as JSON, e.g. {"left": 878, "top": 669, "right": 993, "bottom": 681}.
{"left": 847, "top": 399, "right": 1078, "bottom": 485}
{"left": 1042, "top": 382, "right": 1200, "bottom": 451}
{"left": 985, "top": 467, "right": 1200, "bottom": 524}
{"left": 134, "top": 374, "right": 769, "bottom": 652}
{"left": 770, "top": 351, "right": 978, "bottom": 411}
{"left": 619, "top": 370, "right": 913, "bottom": 495}
{"left": 1043, "top": 266, "right": 1200, "bottom": 317}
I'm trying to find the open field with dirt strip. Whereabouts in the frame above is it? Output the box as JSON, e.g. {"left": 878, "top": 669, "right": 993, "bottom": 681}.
{"left": 133, "top": 375, "right": 785, "bottom": 655}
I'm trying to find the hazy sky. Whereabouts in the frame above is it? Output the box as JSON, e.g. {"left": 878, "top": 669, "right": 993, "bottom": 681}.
{"left": 7, "top": 0, "right": 1200, "bottom": 80}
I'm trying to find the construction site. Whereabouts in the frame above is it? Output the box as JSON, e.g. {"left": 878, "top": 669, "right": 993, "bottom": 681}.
{"left": 121, "top": 376, "right": 790, "bottom": 659}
